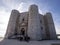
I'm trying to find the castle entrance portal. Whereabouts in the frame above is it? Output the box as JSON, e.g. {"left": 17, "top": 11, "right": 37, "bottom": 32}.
{"left": 21, "top": 28, "right": 25, "bottom": 36}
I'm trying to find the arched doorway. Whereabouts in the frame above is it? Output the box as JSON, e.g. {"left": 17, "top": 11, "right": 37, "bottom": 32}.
{"left": 21, "top": 28, "right": 25, "bottom": 36}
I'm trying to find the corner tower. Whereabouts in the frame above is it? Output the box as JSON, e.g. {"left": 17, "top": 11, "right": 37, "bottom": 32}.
{"left": 28, "top": 4, "right": 42, "bottom": 40}
{"left": 5, "top": 10, "right": 20, "bottom": 38}
{"left": 44, "top": 12, "right": 57, "bottom": 39}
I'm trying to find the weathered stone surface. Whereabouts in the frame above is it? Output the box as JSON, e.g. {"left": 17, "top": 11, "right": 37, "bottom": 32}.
{"left": 28, "top": 5, "right": 42, "bottom": 40}
{"left": 5, "top": 4, "right": 57, "bottom": 41}
{"left": 5, "top": 10, "right": 20, "bottom": 38}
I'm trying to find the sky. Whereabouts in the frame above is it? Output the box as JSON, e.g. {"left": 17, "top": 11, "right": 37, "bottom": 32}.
{"left": 0, "top": 0, "right": 60, "bottom": 37}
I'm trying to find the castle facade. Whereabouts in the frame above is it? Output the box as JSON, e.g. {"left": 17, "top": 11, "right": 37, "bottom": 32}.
{"left": 5, "top": 4, "right": 57, "bottom": 41}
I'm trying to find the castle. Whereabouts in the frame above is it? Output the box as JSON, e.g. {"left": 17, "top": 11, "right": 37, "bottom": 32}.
{"left": 5, "top": 4, "right": 57, "bottom": 41}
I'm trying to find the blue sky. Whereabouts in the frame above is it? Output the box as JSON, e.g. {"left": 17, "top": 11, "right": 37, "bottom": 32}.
{"left": 0, "top": 0, "right": 60, "bottom": 37}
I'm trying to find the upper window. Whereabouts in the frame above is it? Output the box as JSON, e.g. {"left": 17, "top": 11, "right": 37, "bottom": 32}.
{"left": 40, "top": 20, "right": 42, "bottom": 23}
{"left": 41, "top": 26, "right": 43, "bottom": 30}
{"left": 22, "top": 18, "right": 24, "bottom": 21}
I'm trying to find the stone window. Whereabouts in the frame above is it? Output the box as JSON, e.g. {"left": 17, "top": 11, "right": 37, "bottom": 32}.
{"left": 40, "top": 20, "right": 42, "bottom": 23}
{"left": 41, "top": 26, "right": 43, "bottom": 30}
{"left": 22, "top": 18, "right": 24, "bottom": 21}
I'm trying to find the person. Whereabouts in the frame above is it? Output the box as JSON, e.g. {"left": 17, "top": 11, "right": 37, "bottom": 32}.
{"left": 24, "top": 35, "right": 30, "bottom": 42}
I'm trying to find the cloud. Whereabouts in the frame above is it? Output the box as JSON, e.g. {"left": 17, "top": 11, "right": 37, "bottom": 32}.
{"left": 2, "top": 0, "right": 19, "bottom": 10}
{"left": 55, "top": 24, "right": 60, "bottom": 34}
{"left": 17, "top": 2, "right": 31, "bottom": 12}
{"left": 0, "top": 7, "right": 10, "bottom": 37}
{"left": 17, "top": 2, "right": 26, "bottom": 12}
{"left": 39, "top": 9, "right": 43, "bottom": 14}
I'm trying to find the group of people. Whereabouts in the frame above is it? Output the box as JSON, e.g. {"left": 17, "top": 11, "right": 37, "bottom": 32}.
{"left": 19, "top": 28, "right": 30, "bottom": 41}
{"left": 8, "top": 28, "right": 30, "bottom": 42}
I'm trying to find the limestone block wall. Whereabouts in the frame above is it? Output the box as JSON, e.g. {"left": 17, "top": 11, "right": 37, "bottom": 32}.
{"left": 5, "top": 10, "right": 20, "bottom": 38}
{"left": 39, "top": 14, "right": 46, "bottom": 39}
{"left": 18, "top": 12, "right": 28, "bottom": 36}
{"left": 28, "top": 5, "right": 42, "bottom": 40}
{"left": 44, "top": 12, "right": 57, "bottom": 39}
{"left": 19, "top": 12, "right": 28, "bottom": 24}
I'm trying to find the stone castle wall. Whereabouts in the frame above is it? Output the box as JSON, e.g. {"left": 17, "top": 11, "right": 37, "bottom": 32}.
{"left": 5, "top": 4, "right": 57, "bottom": 40}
